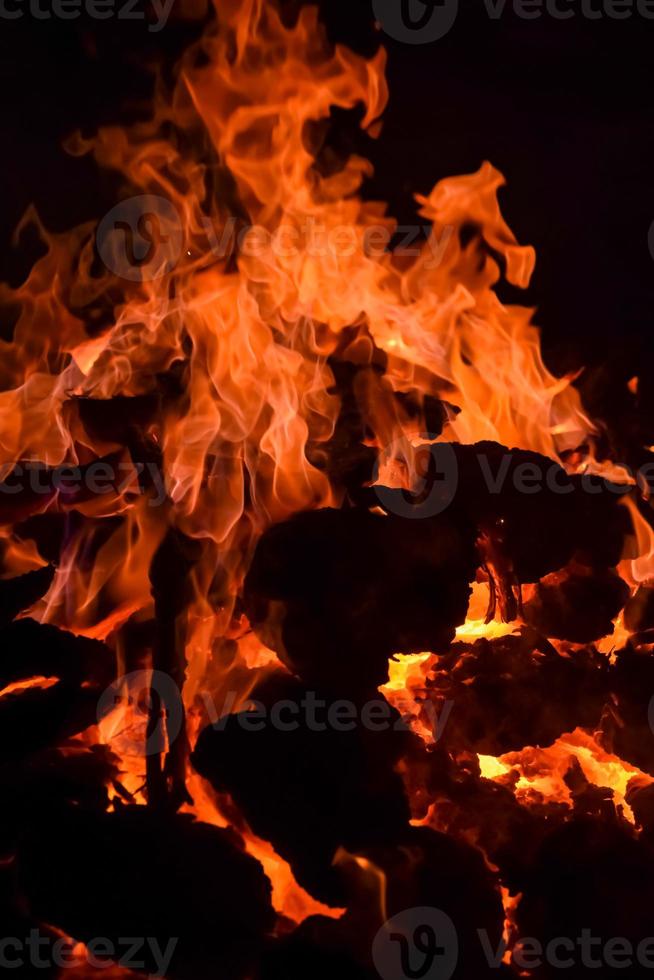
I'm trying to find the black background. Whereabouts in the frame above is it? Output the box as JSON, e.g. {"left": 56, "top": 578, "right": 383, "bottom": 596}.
{"left": 1, "top": 0, "right": 654, "bottom": 449}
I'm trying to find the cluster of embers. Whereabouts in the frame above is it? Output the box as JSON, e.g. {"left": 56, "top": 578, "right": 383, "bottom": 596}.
{"left": 2, "top": 424, "right": 654, "bottom": 979}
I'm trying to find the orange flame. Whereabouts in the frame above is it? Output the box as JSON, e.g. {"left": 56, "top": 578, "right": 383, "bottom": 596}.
{"left": 1, "top": 0, "right": 649, "bottom": 922}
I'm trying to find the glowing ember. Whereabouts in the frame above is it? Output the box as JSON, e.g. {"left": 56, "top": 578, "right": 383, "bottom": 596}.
{"left": 480, "top": 728, "right": 652, "bottom": 822}
{"left": 0, "top": 675, "right": 58, "bottom": 699}
{"left": 455, "top": 581, "right": 518, "bottom": 642}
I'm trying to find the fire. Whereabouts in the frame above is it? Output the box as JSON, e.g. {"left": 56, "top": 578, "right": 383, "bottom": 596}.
{"left": 3, "top": 0, "right": 654, "bottom": 929}
{"left": 455, "top": 581, "right": 518, "bottom": 641}
{"left": 185, "top": 770, "right": 342, "bottom": 922}
{"left": 479, "top": 728, "right": 652, "bottom": 822}
{"left": 0, "top": 675, "right": 58, "bottom": 699}
{"left": 620, "top": 496, "right": 654, "bottom": 587}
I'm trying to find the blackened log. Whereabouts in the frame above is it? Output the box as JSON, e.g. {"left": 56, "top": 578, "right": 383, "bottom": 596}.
{"left": 523, "top": 565, "right": 630, "bottom": 644}
{"left": 244, "top": 507, "right": 476, "bottom": 693}
{"left": 423, "top": 631, "right": 609, "bottom": 755}
{"left": 16, "top": 805, "right": 275, "bottom": 980}
{"left": 306, "top": 359, "right": 377, "bottom": 496}
{"left": 361, "top": 441, "right": 630, "bottom": 622}
{"left": 421, "top": 762, "right": 567, "bottom": 894}
{"left": 148, "top": 528, "right": 201, "bottom": 810}
{"left": 260, "top": 916, "right": 376, "bottom": 980}
{"left": 0, "top": 619, "right": 115, "bottom": 690}
{"left": 0, "top": 745, "right": 116, "bottom": 853}
{"left": 0, "top": 684, "right": 108, "bottom": 763}
{"left": 358, "top": 826, "right": 504, "bottom": 980}
{"left": 0, "top": 565, "right": 55, "bottom": 626}
{"left": 516, "top": 818, "right": 654, "bottom": 978}
{"left": 75, "top": 394, "right": 160, "bottom": 445}
{"left": 600, "top": 645, "right": 654, "bottom": 776}
{"left": 192, "top": 672, "right": 416, "bottom": 905}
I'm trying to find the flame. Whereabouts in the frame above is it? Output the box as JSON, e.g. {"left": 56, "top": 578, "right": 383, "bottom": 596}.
{"left": 620, "top": 496, "right": 654, "bottom": 587}
{"left": 455, "top": 581, "right": 518, "bottom": 641}
{"left": 1, "top": 0, "right": 650, "bottom": 923}
{"left": 500, "top": 888, "right": 522, "bottom": 966}
{"left": 185, "top": 770, "right": 343, "bottom": 923}
{"left": 381, "top": 652, "right": 435, "bottom": 741}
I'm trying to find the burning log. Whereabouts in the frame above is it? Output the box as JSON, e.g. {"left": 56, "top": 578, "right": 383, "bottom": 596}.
{"left": 75, "top": 393, "right": 161, "bottom": 445}
{"left": 452, "top": 442, "right": 628, "bottom": 575}
{"left": 16, "top": 805, "right": 275, "bottom": 980}
{"left": 148, "top": 528, "right": 201, "bottom": 809}
{"left": 599, "top": 645, "right": 654, "bottom": 776}
{"left": 368, "top": 441, "right": 630, "bottom": 622}
{"left": 516, "top": 817, "right": 654, "bottom": 978}
{"left": 358, "top": 825, "right": 505, "bottom": 979}
{"left": 523, "top": 565, "right": 630, "bottom": 644}
{"left": 0, "top": 744, "right": 116, "bottom": 853}
{"left": 0, "top": 684, "right": 108, "bottom": 764}
{"left": 192, "top": 671, "right": 417, "bottom": 905}
{"left": 422, "top": 631, "right": 609, "bottom": 755}
{"left": 407, "top": 748, "right": 569, "bottom": 893}
{"left": 244, "top": 507, "right": 477, "bottom": 693}
{"left": 0, "top": 619, "right": 115, "bottom": 690}
{"left": 0, "top": 620, "right": 116, "bottom": 763}
{"left": 260, "top": 916, "right": 377, "bottom": 980}
{"left": 0, "top": 565, "right": 54, "bottom": 626}
{"left": 262, "top": 827, "right": 509, "bottom": 980}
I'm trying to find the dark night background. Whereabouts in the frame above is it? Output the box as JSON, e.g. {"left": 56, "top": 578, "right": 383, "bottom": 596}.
{"left": 1, "top": 0, "right": 654, "bottom": 455}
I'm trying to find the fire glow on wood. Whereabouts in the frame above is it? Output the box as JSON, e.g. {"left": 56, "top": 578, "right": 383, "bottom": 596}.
{"left": 2, "top": 1, "right": 654, "bottom": 978}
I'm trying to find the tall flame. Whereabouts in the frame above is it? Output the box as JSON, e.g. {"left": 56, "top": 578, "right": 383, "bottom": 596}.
{"left": 2, "top": 0, "right": 653, "bottom": 921}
